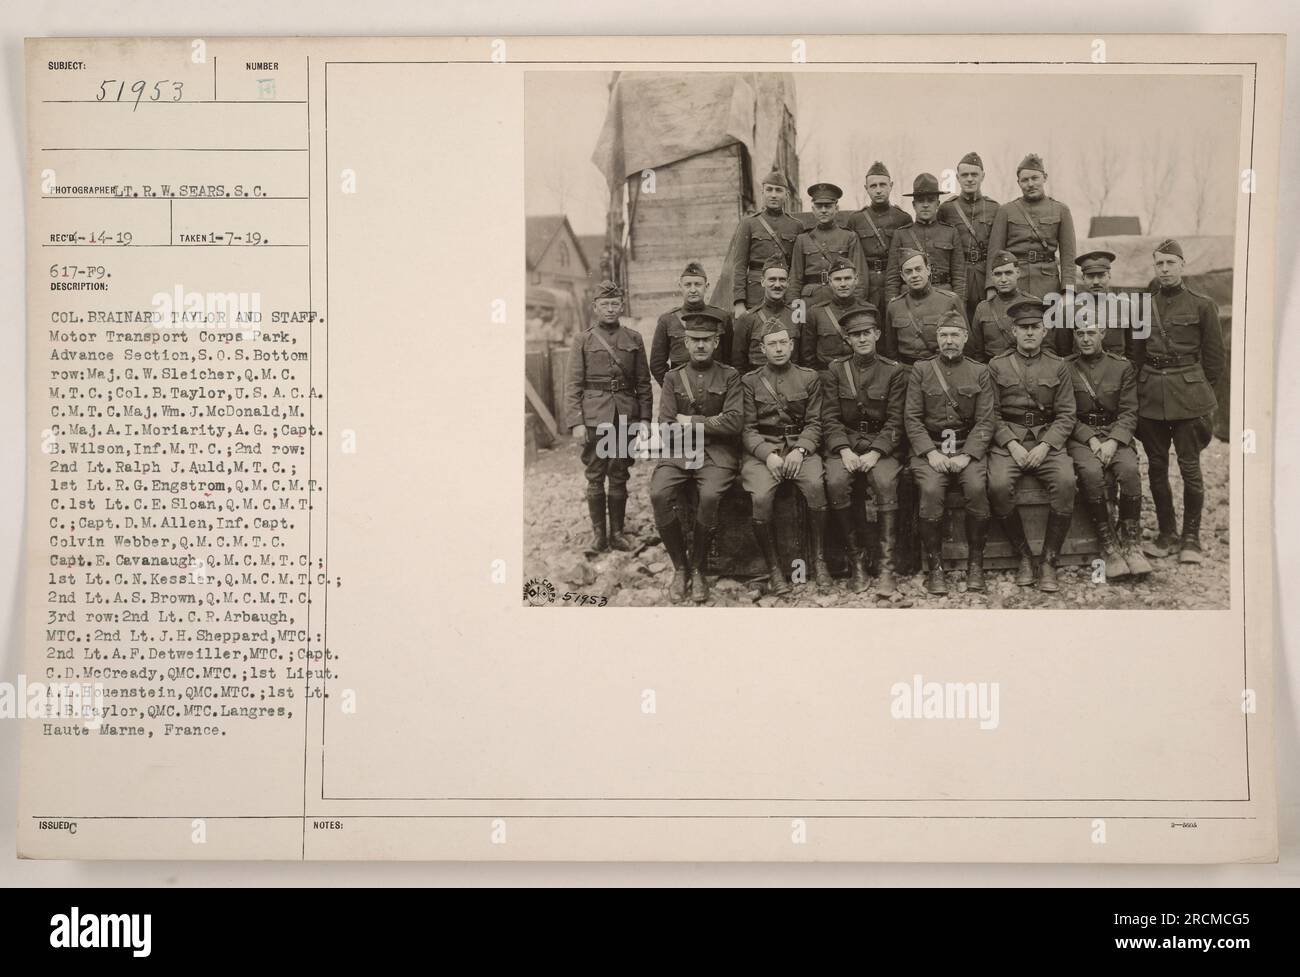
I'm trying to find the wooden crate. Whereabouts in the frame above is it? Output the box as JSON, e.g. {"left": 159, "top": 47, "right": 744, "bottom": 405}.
{"left": 667, "top": 471, "right": 1101, "bottom": 577}
{"left": 939, "top": 475, "right": 1100, "bottom": 569}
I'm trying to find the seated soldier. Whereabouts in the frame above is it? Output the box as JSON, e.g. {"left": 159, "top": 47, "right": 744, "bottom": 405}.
{"left": 741, "top": 323, "right": 828, "bottom": 595}
{"left": 903, "top": 311, "right": 997, "bottom": 594}
{"left": 1065, "top": 311, "right": 1152, "bottom": 579}
{"left": 987, "top": 297, "right": 1078, "bottom": 592}
{"left": 649, "top": 310, "right": 743, "bottom": 604}
{"left": 821, "top": 303, "right": 907, "bottom": 595}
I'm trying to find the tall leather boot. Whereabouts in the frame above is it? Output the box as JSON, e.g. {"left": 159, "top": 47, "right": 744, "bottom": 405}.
{"left": 875, "top": 510, "right": 898, "bottom": 597}
{"left": 752, "top": 520, "right": 791, "bottom": 596}
{"left": 833, "top": 508, "right": 870, "bottom": 593}
{"left": 809, "top": 509, "right": 834, "bottom": 590}
{"left": 658, "top": 518, "right": 689, "bottom": 603}
{"left": 1144, "top": 475, "right": 1179, "bottom": 557}
{"left": 690, "top": 522, "right": 714, "bottom": 604}
{"left": 919, "top": 517, "right": 947, "bottom": 595}
{"left": 1038, "top": 510, "right": 1072, "bottom": 593}
{"left": 1179, "top": 489, "right": 1204, "bottom": 564}
{"left": 964, "top": 514, "right": 989, "bottom": 592}
{"left": 1000, "top": 509, "right": 1037, "bottom": 586}
{"left": 607, "top": 495, "right": 633, "bottom": 551}
{"left": 1086, "top": 498, "right": 1130, "bottom": 580}
{"left": 1117, "top": 494, "right": 1153, "bottom": 575}
{"left": 586, "top": 495, "right": 608, "bottom": 553}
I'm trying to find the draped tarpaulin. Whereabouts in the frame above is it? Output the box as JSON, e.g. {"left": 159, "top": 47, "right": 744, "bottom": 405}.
{"left": 592, "top": 71, "right": 798, "bottom": 195}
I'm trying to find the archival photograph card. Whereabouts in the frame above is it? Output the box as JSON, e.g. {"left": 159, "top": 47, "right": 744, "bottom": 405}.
{"left": 19, "top": 33, "right": 1281, "bottom": 862}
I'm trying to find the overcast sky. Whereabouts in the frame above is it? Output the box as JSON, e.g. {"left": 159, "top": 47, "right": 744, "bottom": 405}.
{"left": 525, "top": 70, "right": 1243, "bottom": 240}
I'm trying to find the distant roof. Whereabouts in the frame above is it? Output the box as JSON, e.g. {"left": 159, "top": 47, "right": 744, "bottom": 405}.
{"left": 525, "top": 215, "right": 589, "bottom": 271}
{"left": 1089, "top": 216, "right": 1143, "bottom": 237}
{"left": 577, "top": 234, "right": 607, "bottom": 271}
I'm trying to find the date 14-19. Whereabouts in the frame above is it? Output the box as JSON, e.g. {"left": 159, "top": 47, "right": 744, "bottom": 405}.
{"left": 96, "top": 80, "right": 183, "bottom": 109}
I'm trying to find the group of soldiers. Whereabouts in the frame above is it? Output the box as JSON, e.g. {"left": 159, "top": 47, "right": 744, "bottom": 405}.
{"left": 563, "top": 152, "right": 1225, "bottom": 605}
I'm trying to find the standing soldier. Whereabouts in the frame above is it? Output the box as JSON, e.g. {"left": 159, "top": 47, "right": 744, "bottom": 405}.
{"left": 564, "top": 280, "right": 654, "bottom": 553}
{"left": 790, "top": 182, "right": 864, "bottom": 306}
{"left": 884, "top": 248, "right": 967, "bottom": 365}
{"left": 1132, "top": 238, "right": 1225, "bottom": 563}
{"left": 649, "top": 261, "right": 732, "bottom": 385}
{"left": 823, "top": 304, "right": 908, "bottom": 595}
{"left": 985, "top": 153, "right": 1077, "bottom": 354}
{"left": 731, "top": 256, "right": 804, "bottom": 371}
{"left": 903, "top": 312, "right": 997, "bottom": 594}
{"left": 939, "top": 152, "right": 999, "bottom": 323}
{"left": 728, "top": 169, "right": 803, "bottom": 319}
{"left": 846, "top": 161, "right": 913, "bottom": 314}
{"left": 648, "top": 310, "right": 743, "bottom": 604}
{"left": 1070, "top": 249, "right": 1134, "bottom": 359}
{"left": 1065, "top": 312, "right": 1152, "bottom": 580}
{"left": 886, "top": 173, "right": 966, "bottom": 306}
{"left": 741, "top": 322, "right": 829, "bottom": 595}
{"left": 967, "top": 250, "right": 1035, "bottom": 362}
{"left": 987, "top": 297, "right": 1078, "bottom": 592}
{"left": 803, "top": 255, "right": 861, "bottom": 372}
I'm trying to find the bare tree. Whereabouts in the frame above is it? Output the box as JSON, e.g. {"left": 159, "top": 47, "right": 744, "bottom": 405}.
{"left": 1188, "top": 130, "right": 1217, "bottom": 234}
{"left": 993, "top": 138, "right": 1024, "bottom": 202}
{"left": 1140, "top": 140, "right": 1177, "bottom": 235}
{"left": 1077, "top": 132, "right": 1125, "bottom": 222}
{"left": 846, "top": 142, "right": 866, "bottom": 208}
{"left": 890, "top": 130, "right": 915, "bottom": 195}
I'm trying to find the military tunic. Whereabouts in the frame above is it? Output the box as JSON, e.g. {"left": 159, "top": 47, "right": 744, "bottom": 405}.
{"left": 986, "top": 196, "right": 1077, "bottom": 354}
{"left": 1057, "top": 291, "right": 1135, "bottom": 359}
{"left": 939, "top": 194, "right": 999, "bottom": 320}
{"left": 789, "top": 225, "right": 864, "bottom": 303}
{"left": 883, "top": 286, "right": 967, "bottom": 364}
{"left": 649, "top": 359, "right": 744, "bottom": 528}
{"left": 564, "top": 322, "right": 654, "bottom": 500}
{"left": 986, "top": 347, "right": 1078, "bottom": 516}
{"left": 741, "top": 363, "right": 827, "bottom": 519}
{"left": 967, "top": 289, "right": 1036, "bottom": 363}
{"left": 902, "top": 354, "right": 997, "bottom": 519}
{"left": 727, "top": 209, "right": 804, "bottom": 309}
{"left": 846, "top": 203, "right": 913, "bottom": 312}
{"left": 885, "top": 218, "right": 967, "bottom": 305}
{"left": 1065, "top": 350, "right": 1140, "bottom": 501}
{"left": 822, "top": 352, "right": 907, "bottom": 511}
{"left": 802, "top": 295, "right": 861, "bottom": 372}
{"left": 1132, "top": 282, "right": 1225, "bottom": 504}
{"left": 649, "top": 302, "right": 732, "bottom": 385}
{"left": 731, "top": 301, "right": 804, "bottom": 371}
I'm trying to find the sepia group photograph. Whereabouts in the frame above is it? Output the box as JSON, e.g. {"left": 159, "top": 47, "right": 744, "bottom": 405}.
{"left": 522, "top": 68, "right": 1241, "bottom": 611}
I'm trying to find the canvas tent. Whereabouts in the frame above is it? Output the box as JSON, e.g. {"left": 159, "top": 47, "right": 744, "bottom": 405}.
{"left": 592, "top": 72, "right": 799, "bottom": 316}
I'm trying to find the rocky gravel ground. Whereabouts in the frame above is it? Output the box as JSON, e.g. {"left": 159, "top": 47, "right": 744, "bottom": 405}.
{"left": 524, "top": 438, "right": 1231, "bottom": 610}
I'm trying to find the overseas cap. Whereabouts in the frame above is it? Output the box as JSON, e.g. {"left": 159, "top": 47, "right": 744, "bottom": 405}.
{"left": 1017, "top": 152, "right": 1046, "bottom": 174}
{"left": 1153, "top": 238, "right": 1185, "bottom": 260}
{"left": 594, "top": 280, "right": 623, "bottom": 300}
